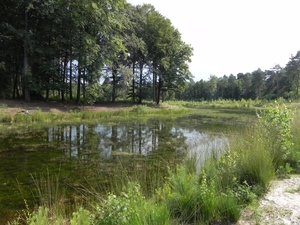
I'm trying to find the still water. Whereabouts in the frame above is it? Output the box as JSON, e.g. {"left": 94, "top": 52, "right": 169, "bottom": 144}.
{"left": 0, "top": 118, "right": 227, "bottom": 223}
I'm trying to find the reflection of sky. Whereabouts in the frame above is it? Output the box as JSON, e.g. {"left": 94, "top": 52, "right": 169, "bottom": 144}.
{"left": 47, "top": 124, "right": 227, "bottom": 164}
{"left": 173, "top": 128, "right": 228, "bottom": 172}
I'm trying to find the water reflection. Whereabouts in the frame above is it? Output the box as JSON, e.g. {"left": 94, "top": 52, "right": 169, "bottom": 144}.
{"left": 183, "top": 129, "right": 228, "bottom": 172}
{"left": 0, "top": 119, "right": 228, "bottom": 224}
{"left": 46, "top": 120, "right": 189, "bottom": 160}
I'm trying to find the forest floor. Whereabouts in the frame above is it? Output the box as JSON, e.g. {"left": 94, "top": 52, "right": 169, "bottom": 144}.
{"left": 1, "top": 99, "right": 300, "bottom": 225}
{"left": 0, "top": 99, "right": 131, "bottom": 114}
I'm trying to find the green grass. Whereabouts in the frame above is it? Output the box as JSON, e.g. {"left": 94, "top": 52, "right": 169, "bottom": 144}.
{"left": 0, "top": 104, "right": 8, "bottom": 109}
{"left": 166, "top": 98, "right": 293, "bottom": 109}
{"left": 160, "top": 103, "right": 297, "bottom": 224}
{"left": 0, "top": 106, "right": 190, "bottom": 129}
{"left": 2, "top": 98, "right": 278, "bottom": 128}
{"left": 7, "top": 102, "right": 300, "bottom": 225}
{"left": 289, "top": 109, "right": 300, "bottom": 173}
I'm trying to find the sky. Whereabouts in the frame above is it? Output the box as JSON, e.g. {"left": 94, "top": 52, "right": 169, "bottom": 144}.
{"left": 127, "top": 0, "right": 300, "bottom": 81}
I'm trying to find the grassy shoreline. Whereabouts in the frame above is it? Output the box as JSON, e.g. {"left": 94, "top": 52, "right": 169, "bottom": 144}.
{"left": 3, "top": 100, "right": 300, "bottom": 224}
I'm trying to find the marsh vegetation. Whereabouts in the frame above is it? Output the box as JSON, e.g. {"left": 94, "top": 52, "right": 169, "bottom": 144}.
{"left": 0, "top": 99, "right": 299, "bottom": 224}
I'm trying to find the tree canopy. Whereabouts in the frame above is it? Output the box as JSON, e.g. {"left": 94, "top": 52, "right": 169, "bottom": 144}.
{"left": 177, "top": 51, "right": 300, "bottom": 101}
{"left": 0, "top": 0, "right": 193, "bottom": 104}
{"left": 1, "top": 0, "right": 299, "bottom": 103}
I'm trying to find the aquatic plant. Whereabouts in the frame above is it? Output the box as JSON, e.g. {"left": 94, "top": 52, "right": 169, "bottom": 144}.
{"left": 5, "top": 101, "right": 300, "bottom": 224}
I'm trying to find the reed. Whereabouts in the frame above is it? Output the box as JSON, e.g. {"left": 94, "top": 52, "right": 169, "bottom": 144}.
{"left": 7, "top": 102, "right": 300, "bottom": 225}
{"left": 0, "top": 106, "right": 191, "bottom": 129}
{"left": 166, "top": 98, "right": 292, "bottom": 109}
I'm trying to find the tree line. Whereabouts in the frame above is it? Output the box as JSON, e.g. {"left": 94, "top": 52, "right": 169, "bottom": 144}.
{"left": 177, "top": 51, "right": 300, "bottom": 101}
{"left": 0, "top": 0, "right": 193, "bottom": 104}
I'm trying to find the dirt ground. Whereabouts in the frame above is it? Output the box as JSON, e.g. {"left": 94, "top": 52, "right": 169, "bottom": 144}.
{"left": 238, "top": 175, "right": 300, "bottom": 225}
{"left": 1, "top": 100, "right": 300, "bottom": 224}
{"left": 0, "top": 99, "right": 130, "bottom": 114}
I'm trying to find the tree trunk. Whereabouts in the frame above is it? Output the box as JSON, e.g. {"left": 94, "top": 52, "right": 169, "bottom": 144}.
{"left": 111, "top": 125, "right": 117, "bottom": 151}
{"left": 138, "top": 62, "right": 143, "bottom": 104}
{"left": 132, "top": 64, "right": 135, "bottom": 103}
{"left": 152, "top": 64, "right": 157, "bottom": 102}
{"left": 46, "top": 76, "right": 49, "bottom": 101}
{"left": 69, "top": 40, "right": 73, "bottom": 100}
{"left": 156, "top": 77, "right": 162, "bottom": 105}
{"left": 69, "top": 58, "right": 73, "bottom": 100}
{"left": 23, "top": 11, "right": 30, "bottom": 102}
{"left": 111, "top": 62, "right": 118, "bottom": 103}
{"left": 76, "top": 66, "right": 81, "bottom": 104}
{"left": 62, "top": 57, "right": 68, "bottom": 101}
{"left": 112, "top": 67, "right": 117, "bottom": 103}
{"left": 82, "top": 67, "right": 86, "bottom": 99}
{"left": 13, "top": 67, "right": 20, "bottom": 99}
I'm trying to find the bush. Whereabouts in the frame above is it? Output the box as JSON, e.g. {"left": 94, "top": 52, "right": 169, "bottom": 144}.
{"left": 0, "top": 112, "right": 13, "bottom": 123}
{"left": 94, "top": 182, "right": 170, "bottom": 225}
{"left": 162, "top": 166, "right": 240, "bottom": 224}
{"left": 71, "top": 207, "right": 92, "bottom": 225}
{"left": 257, "top": 103, "right": 295, "bottom": 172}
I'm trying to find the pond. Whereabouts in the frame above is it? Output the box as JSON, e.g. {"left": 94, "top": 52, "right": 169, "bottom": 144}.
{"left": 0, "top": 117, "right": 229, "bottom": 223}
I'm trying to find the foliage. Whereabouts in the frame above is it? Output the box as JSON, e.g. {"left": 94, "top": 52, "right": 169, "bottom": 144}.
{"left": 26, "top": 207, "right": 49, "bottom": 225}
{"left": 93, "top": 182, "right": 170, "bottom": 225}
{"left": 71, "top": 207, "right": 92, "bottom": 225}
{"left": 166, "top": 99, "right": 286, "bottom": 110}
{"left": 0, "top": 104, "right": 193, "bottom": 130}
{"left": 161, "top": 165, "right": 240, "bottom": 224}
{"left": 5, "top": 101, "right": 300, "bottom": 225}
{"left": 257, "top": 103, "right": 295, "bottom": 171}
{"left": 130, "top": 105, "right": 149, "bottom": 114}
{"left": 170, "top": 103, "right": 298, "bottom": 223}
{"left": 94, "top": 183, "right": 143, "bottom": 225}
{"left": 0, "top": 104, "right": 8, "bottom": 109}
{"left": 2, "top": 1, "right": 300, "bottom": 104}
{"left": 82, "top": 83, "right": 101, "bottom": 105}
{"left": 0, "top": 1, "right": 193, "bottom": 104}
{"left": 177, "top": 52, "right": 300, "bottom": 101}
{"left": 289, "top": 109, "right": 300, "bottom": 173}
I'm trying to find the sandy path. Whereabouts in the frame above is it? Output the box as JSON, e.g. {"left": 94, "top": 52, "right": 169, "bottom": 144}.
{"left": 238, "top": 175, "right": 300, "bottom": 225}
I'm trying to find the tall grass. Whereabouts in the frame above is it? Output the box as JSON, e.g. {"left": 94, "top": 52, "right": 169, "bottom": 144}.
{"left": 29, "top": 172, "right": 64, "bottom": 211}
{"left": 8, "top": 103, "right": 299, "bottom": 225}
{"left": 290, "top": 108, "right": 300, "bottom": 173}
{"left": 160, "top": 103, "right": 296, "bottom": 224}
{"left": 9, "top": 171, "right": 70, "bottom": 225}
{"left": 82, "top": 154, "right": 178, "bottom": 198}
{"left": 0, "top": 106, "right": 190, "bottom": 129}
{"left": 93, "top": 182, "right": 170, "bottom": 225}
{"left": 167, "top": 98, "right": 292, "bottom": 109}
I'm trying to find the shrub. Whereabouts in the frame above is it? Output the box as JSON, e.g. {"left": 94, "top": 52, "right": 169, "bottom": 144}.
{"left": 217, "top": 190, "right": 241, "bottom": 222}
{"left": 290, "top": 109, "right": 300, "bottom": 172}
{"left": 163, "top": 166, "right": 240, "bottom": 224}
{"left": 0, "top": 112, "right": 13, "bottom": 123}
{"left": 131, "top": 105, "right": 149, "bottom": 114}
{"left": 71, "top": 207, "right": 92, "bottom": 225}
{"left": 257, "top": 103, "right": 295, "bottom": 172}
{"left": 26, "top": 207, "right": 49, "bottom": 225}
{"left": 31, "top": 108, "right": 45, "bottom": 122}
{"left": 164, "top": 166, "right": 202, "bottom": 223}
{"left": 94, "top": 182, "right": 169, "bottom": 225}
